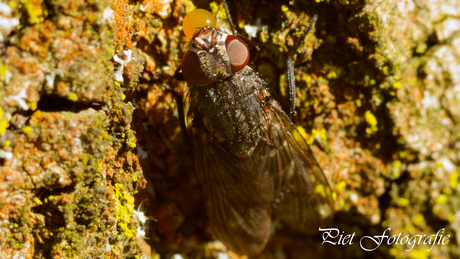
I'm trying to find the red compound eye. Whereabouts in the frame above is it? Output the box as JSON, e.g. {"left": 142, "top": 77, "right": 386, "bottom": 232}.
{"left": 181, "top": 50, "right": 210, "bottom": 86}
{"left": 225, "top": 35, "right": 250, "bottom": 73}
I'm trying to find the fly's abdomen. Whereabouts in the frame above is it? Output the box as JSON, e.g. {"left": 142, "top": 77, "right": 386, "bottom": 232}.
{"left": 192, "top": 66, "right": 266, "bottom": 157}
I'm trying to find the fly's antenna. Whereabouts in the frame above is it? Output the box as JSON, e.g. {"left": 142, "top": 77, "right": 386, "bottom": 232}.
{"left": 286, "top": 14, "right": 318, "bottom": 117}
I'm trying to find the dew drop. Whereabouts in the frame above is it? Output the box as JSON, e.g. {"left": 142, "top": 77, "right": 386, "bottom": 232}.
{"left": 183, "top": 9, "right": 216, "bottom": 39}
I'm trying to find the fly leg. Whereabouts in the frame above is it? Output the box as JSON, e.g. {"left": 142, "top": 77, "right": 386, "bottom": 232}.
{"left": 162, "top": 82, "right": 191, "bottom": 148}
{"left": 286, "top": 14, "right": 318, "bottom": 117}
{"left": 222, "top": 0, "right": 238, "bottom": 36}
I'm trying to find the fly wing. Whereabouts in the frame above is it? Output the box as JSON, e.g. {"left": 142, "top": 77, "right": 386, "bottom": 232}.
{"left": 192, "top": 102, "right": 333, "bottom": 255}
{"left": 265, "top": 104, "right": 334, "bottom": 234}
{"left": 192, "top": 123, "right": 274, "bottom": 256}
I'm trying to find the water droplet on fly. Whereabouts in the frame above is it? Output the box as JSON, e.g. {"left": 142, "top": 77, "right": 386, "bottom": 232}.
{"left": 183, "top": 9, "right": 216, "bottom": 39}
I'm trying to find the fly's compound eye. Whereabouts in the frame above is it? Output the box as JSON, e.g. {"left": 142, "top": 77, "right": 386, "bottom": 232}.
{"left": 225, "top": 35, "right": 250, "bottom": 73}
{"left": 180, "top": 50, "right": 210, "bottom": 86}
{"left": 183, "top": 9, "right": 216, "bottom": 39}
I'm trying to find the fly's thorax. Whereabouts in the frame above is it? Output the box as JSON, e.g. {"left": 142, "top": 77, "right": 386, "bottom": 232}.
{"left": 179, "top": 27, "right": 250, "bottom": 86}
{"left": 190, "top": 66, "right": 267, "bottom": 158}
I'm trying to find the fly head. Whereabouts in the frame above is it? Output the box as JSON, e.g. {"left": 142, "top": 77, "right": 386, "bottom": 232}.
{"left": 175, "top": 10, "right": 250, "bottom": 86}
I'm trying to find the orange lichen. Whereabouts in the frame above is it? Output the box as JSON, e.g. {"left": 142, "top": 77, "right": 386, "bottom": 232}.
{"left": 110, "top": 0, "right": 134, "bottom": 50}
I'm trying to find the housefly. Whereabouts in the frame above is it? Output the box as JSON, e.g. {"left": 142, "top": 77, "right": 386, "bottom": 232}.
{"left": 174, "top": 3, "right": 333, "bottom": 256}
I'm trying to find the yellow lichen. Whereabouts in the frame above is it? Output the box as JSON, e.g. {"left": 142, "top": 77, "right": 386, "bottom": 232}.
{"left": 364, "top": 110, "right": 378, "bottom": 134}
{"left": 22, "top": 125, "right": 32, "bottom": 134}
{"left": 0, "top": 107, "right": 10, "bottom": 135}
{"left": 281, "top": 5, "right": 289, "bottom": 13}
{"left": 209, "top": 2, "right": 219, "bottom": 15}
{"left": 315, "top": 183, "right": 327, "bottom": 197}
{"left": 307, "top": 128, "right": 327, "bottom": 145}
{"left": 68, "top": 93, "right": 78, "bottom": 102}
{"left": 449, "top": 171, "right": 458, "bottom": 189}
{"left": 131, "top": 173, "right": 137, "bottom": 182}
{"left": 337, "top": 181, "right": 347, "bottom": 192}
{"left": 21, "top": 0, "right": 44, "bottom": 24}
{"left": 397, "top": 197, "right": 409, "bottom": 207}
{"left": 33, "top": 197, "right": 43, "bottom": 205}
{"left": 0, "top": 62, "right": 9, "bottom": 80}
{"left": 332, "top": 192, "right": 337, "bottom": 200}
{"left": 327, "top": 71, "right": 337, "bottom": 79}
{"left": 412, "top": 213, "right": 425, "bottom": 227}
{"left": 28, "top": 102, "right": 37, "bottom": 111}
{"left": 391, "top": 160, "right": 402, "bottom": 178}
{"left": 114, "top": 183, "right": 135, "bottom": 239}
{"left": 409, "top": 248, "right": 430, "bottom": 259}
{"left": 97, "top": 162, "right": 103, "bottom": 173}
{"left": 125, "top": 128, "right": 137, "bottom": 149}
{"left": 435, "top": 194, "right": 448, "bottom": 205}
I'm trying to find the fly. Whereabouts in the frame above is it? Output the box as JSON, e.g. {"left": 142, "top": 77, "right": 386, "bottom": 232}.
{"left": 174, "top": 2, "right": 333, "bottom": 256}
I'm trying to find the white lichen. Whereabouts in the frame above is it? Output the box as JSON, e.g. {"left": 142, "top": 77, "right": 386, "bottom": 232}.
{"left": 0, "top": 2, "right": 19, "bottom": 42}
{"left": 244, "top": 18, "right": 264, "bottom": 39}
{"left": 104, "top": 241, "right": 112, "bottom": 253}
{"left": 217, "top": 253, "right": 229, "bottom": 259}
{"left": 133, "top": 209, "right": 147, "bottom": 224}
{"left": 440, "top": 157, "right": 455, "bottom": 172}
{"left": 0, "top": 150, "right": 13, "bottom": 160}
{"left": 421, "top": 90, "right": 438, "bottom": 109}
{"left": 134, "top": 202, "right": 155, "bottom": 238}
{"left": 10, "top": 88, "right": 28, "bottom": 110}
{"left": 0, "top": 3, "right": 11, "bottom": 16}
{"left": 0, "top": 16, "right": 19, "bottom": 42}
{"left": 45, "top": 73, "right": 55, "bottom": 89}
{"left": 4, "top": 70, "right": 11, "bottom": 84}
{"left": 0, "top": 17, "right": 19, "bottom": 30}
{"left": 136, "top": 225, "right": 146, "bottom": 238}
{"left": 102, "top": 8, "right": 114, "bottom": 21}
{"left": 437, "top": 17, "right": 460, "bottom": 41}
{"left": 113, "top": 49, "right": 133, "bottom": 82}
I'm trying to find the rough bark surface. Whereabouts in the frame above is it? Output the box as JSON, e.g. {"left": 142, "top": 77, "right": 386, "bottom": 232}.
{"left": 0, "top": 0, "right": 459, "bottom": 258}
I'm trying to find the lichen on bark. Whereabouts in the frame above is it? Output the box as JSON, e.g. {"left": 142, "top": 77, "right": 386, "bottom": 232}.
{"left": 0, "top": 0, "right": 146, "bottom": 258}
